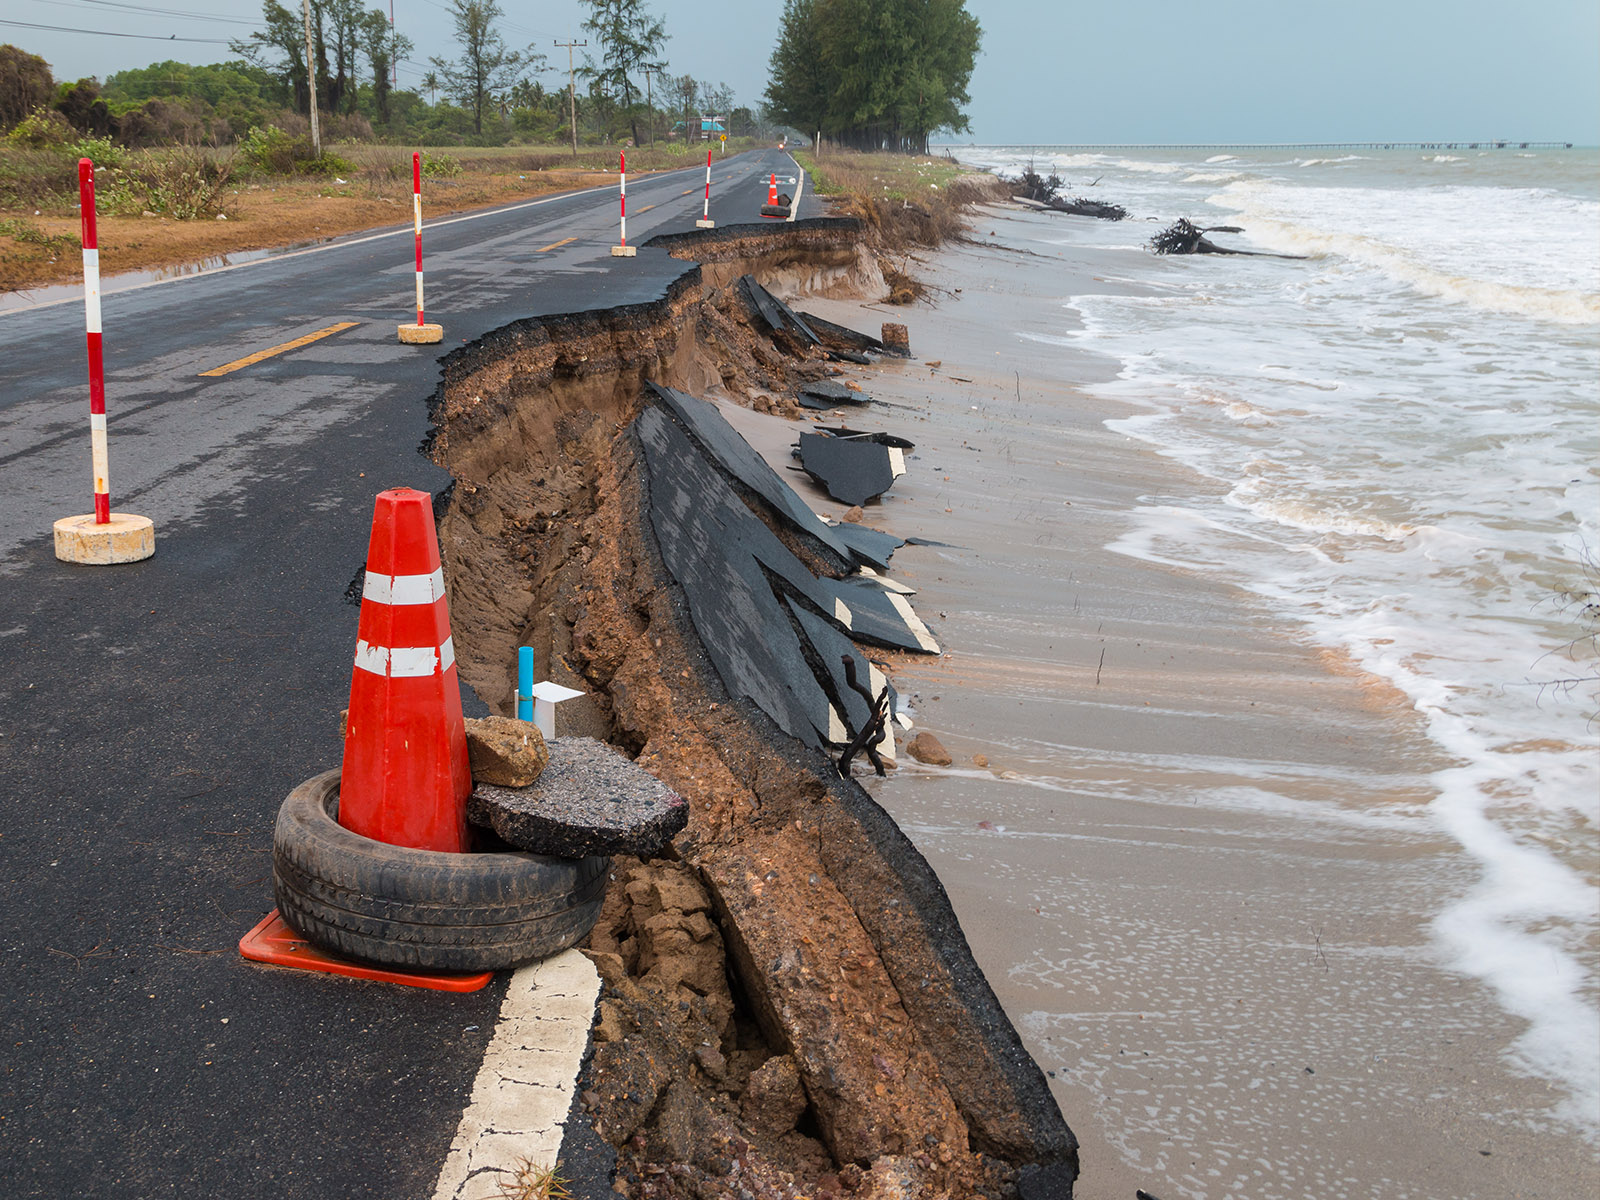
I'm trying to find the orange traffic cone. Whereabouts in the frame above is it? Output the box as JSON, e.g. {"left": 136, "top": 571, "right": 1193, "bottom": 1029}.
{"left": 339, "top": 487, "right": 472, "bottom": 852}
{"left": 767, "top": 173, "right": 778, "bottom": 205}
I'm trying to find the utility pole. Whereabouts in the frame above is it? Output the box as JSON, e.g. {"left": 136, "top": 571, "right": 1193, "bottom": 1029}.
{"left": 302, "top": 0, "right": 320, "bottom": 158}
{"left": 555, "top": 39, "right": 586, "bottom": 159}
{"left": 389, "top": 0, "right": 396, "bottom": 90}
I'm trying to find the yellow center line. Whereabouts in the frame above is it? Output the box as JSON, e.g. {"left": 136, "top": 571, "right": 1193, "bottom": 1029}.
{"left": 535, "top": 236, "right": 576, "bottom": 253}
{"left": 199, "top": 321, "right": 360, "bottom": 377}
{"left": 635, "top": 204, "right": 655, "bottom": 214}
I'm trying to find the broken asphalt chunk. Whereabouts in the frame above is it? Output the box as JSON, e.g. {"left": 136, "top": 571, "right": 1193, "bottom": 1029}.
{"left": 740, "top": 275, "right": 818, "bottom": 344}
{"left": 646, "top": 383, "right": 855, "bottom": 572}
{"left": 635, "top": 405, "right": 847, "bottom": 748}
{"left": 823, "top": 522, "right": 904, "bottom": 572}
{"left": 468, "top": 736, "right": 687, "bottom": 858}
{"left": 797, "top": 432, "right": 905, "bottom": 506}
{"left": 814, "top": 426, "right": 914, "bottom": 449}
{"left": 797, "top": 310, "right": 908, "bottom": 358}
{"left": 827, "top": 576, "right": 940, "bottom": 654}
{"left": 799, "top": 380, "right": 869, "bottom": 406}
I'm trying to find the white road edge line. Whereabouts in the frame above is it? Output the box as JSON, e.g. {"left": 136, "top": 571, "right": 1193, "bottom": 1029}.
{"left": 431, "top": 949, "right": 601, "bottom": 1200}
{"left": 785, "top": 152, "right": 806, "bottom": 222}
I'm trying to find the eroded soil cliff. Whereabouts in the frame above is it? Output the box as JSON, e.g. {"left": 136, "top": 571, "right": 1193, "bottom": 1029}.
{"left": 430, "top": 221, "right": 1076, "bottom": 1200}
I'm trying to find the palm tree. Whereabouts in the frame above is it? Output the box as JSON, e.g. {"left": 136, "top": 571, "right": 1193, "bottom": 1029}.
{"left": 509, "top": 78, "right": 541, "bottom": 110}
{"left": 422, "top": 69, "right": 439, "bottom": 105}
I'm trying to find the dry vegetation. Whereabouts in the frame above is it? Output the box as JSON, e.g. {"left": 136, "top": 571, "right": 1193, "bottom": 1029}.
{"left": 793, "top": 148, "right": 1006, "bottom": 302}
{"left": 0, "top": 139, "right": 757, "bottom": 294}
{"left": 1, "top": 141, "right": 1003, "bottom": 306}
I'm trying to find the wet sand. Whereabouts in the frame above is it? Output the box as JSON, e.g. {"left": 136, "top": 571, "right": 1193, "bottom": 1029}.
{"left": 720, "top": 204, "right": 1599, "bottom": 1199}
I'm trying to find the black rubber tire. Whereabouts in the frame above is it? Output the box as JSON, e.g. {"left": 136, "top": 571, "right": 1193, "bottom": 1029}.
{"left": 271, "top": 770, "right": 609, "bottom": 972}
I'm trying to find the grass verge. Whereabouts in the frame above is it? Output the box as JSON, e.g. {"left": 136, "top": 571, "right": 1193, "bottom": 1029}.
{"left": 0, "top": 138, "right": 763, "bottom": 294}
{"left": 791, "top": 148, "right": 1007, "bottom": 302}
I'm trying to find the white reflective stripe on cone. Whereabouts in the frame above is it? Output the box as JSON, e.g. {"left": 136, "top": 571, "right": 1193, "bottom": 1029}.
{"left": 363, "top": 568, "right": 446, "bottom": 605}
{"left": 354, "top": 636, "right": 455, "bottom": 677}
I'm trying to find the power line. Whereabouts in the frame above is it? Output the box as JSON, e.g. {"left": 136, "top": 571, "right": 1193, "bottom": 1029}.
{"left": 30, "top": 0, "right": 257, "bottom": 25}
{"left": 411, "top": 0, "right": 556, "bottom": 49}
{"left": 0, "top": 17, "right": 230, "bottom": 42}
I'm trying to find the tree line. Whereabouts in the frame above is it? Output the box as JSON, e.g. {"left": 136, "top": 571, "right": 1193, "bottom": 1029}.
{"left": 764, "top": 0, "right": 980, "bottom": 154}
{"left": 0, "top": 0, "right": 764, "bottom": 151}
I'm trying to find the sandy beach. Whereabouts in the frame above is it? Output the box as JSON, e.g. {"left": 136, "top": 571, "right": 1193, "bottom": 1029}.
{"left": 721, "top": 201, "right": 1599, "bottom": 1199}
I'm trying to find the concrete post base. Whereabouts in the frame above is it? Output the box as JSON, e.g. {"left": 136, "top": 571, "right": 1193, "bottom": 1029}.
{"left": 398, "top": 323, "right": 444, "bottom": 344}
{"left": 53, "top": 512, "right": 155, "bottom": 564}
{"left": 695, "top": 218, "right": 715, "bottom": 229}
{"left": 610, "top": 245, "right": 637, "bottom": 257}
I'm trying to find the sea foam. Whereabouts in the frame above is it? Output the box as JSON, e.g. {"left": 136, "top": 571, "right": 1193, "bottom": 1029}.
{"left": 971, "top": 143, "right": 1599, "bottom": 1135}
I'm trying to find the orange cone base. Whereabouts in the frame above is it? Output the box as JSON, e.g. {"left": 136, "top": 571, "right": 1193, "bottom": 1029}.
{"left": 238, "top": 910, "right": 492, "bottom": 993}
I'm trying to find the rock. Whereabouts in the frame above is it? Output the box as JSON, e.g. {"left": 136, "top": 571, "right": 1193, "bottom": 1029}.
{"left": 338, "top": 708, "right": 348, "bottom": 738}
{"left": 463, "top": 714, "right": 550, "bottom": 786}
{"left": 880, "top": 322, "right": 910, "bottom": 352}
{"left": 653, "top": 1078, "right": 701, "bottom": 1161}
{"left": 971, "top": 754, "right": 989, "bottom": 769}
{"left": 468, "top": 736, "right": 688, "bottom": 857}
{"left": 842, "top": 506, "right": 864, "bottom": 524}
{"left": 703, "top": 830, "right": 969, "bottom": 1164}
{"left": 639, "top": 910, "right": 725, "bottom": 997}
{"left": 594, "top": 998, "right": 628, "bottom": 1044}
{"left": 589, "top": 861, "right": 737, "bottom": 1037}
{"left": 694, "top": 1043, "right": 728, "bottom": 1081}
{"left": 742, "top": 1055, "right": 807, "bottom": 1137}
{"left": 906, "top": 732, "right": 952, "bottom": 766}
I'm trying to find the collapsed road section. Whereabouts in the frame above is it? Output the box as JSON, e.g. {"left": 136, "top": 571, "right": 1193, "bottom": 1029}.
{"left": 427, "top": 218, "right": 1078, "bottom": 1198}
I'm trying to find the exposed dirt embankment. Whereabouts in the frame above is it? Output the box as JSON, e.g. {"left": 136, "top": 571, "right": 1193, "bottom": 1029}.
{"left": 650, "top": 218, "right": 886, "bottom": 298}
{"left": 429, "top": 223, "right": 1077, "bottom": 1199}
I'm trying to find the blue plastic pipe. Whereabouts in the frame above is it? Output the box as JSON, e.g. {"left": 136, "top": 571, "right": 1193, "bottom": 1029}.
{"left": 517, "top": 646, "right": 533, "bottom": 720}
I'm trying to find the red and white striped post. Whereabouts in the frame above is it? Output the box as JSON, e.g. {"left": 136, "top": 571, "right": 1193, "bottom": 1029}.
{"left": 412, "top": 152, "right": 424, "bottom": 325}
{"left": 398, "top": 151, "right": 443, "bottom": 343}
{"left": 611, "top": 149, "right": 636, "bottom": 257}
{"left": 695, "top": 147, "right": 715, "bottom": 229}
{"left": 51, "top": 158, "right": 154, "bottom": 564}
{"left": 81, "top": 158, "right": 109, "bottom": 525}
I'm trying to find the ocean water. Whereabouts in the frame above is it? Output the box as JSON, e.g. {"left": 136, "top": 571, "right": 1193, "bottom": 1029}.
{"left": 949, "top": 145, "right": 1600, "bottom": 1132}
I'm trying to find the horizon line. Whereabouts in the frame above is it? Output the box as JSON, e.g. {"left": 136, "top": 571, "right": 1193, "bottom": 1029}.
{"left": 933, "top": 140, "right": 1581, "bottom": 151}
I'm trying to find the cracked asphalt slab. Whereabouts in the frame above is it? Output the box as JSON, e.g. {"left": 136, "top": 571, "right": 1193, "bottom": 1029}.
{"left": 0, "top": 149, "right": 817, "bottom": 1199}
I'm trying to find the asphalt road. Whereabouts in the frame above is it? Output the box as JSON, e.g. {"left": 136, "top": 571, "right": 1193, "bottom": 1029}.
{"left": 0, "top": 147, "right": 817, "bottom": 1199}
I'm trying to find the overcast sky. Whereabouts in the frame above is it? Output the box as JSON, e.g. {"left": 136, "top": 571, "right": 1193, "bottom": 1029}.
{"left": 6, "top": 0, "right": 1597, "bottom": 145}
